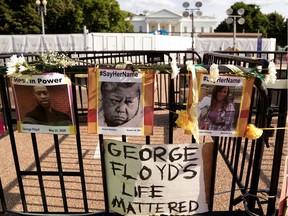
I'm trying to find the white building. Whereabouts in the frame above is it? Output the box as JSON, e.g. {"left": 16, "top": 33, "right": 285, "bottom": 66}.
{"left": 130, "top": 9, "right": 218, "bottom": 37}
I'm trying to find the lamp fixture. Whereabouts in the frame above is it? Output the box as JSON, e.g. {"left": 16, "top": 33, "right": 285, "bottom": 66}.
{"left": 225, "top": 8, "right": 245, "bottom": 50}
{"left": 182, "top": 1, "right": 203, "bottom": 51}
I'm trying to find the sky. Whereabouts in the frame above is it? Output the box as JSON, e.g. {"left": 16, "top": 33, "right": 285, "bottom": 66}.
{"left": 117, "top": 0, "right": 287, "bottom": 24}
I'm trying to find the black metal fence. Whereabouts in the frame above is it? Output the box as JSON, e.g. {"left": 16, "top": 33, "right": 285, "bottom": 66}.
{"left": 203, "top": 51, "right": 287, "bottom": 215}
{"left": 0, "top": 50, "right": 286, "bottom": 215}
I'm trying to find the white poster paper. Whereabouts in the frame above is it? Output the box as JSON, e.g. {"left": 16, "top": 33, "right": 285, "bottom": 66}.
{"left": 104, "top": 140, "right": 209, "bottom": 215}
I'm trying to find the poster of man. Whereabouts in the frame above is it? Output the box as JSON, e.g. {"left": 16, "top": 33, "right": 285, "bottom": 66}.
{"left": 12, "top": 73, "right": 76, "bottom": 135}
{"left": 197, "top": 74, "right": 254, "bottom": 137}
{"left": 88, "top": 68, "right": 155, "bottom": 136}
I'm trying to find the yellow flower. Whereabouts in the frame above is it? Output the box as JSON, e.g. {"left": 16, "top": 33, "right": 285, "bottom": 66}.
{"left": 175, "top": 110, "right": 193, "bottom": 131}
{"left": 245, "top": 124, "right": 263, "bottom": 140}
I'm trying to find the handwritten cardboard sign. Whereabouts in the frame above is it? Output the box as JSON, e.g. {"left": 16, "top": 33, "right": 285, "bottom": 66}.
{"left": 104, "top": 139, "right": 210, "bottom": 215}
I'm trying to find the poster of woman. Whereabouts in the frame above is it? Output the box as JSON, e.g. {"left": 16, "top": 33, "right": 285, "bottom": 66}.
{"left": 11, "top": 73, "right": 76, "bottom": 135}
{"left": 87, "top": 68, "right": 154, "bottom": 136}
{"left": 197, "top": 74, "right": 254, "bottom": 137}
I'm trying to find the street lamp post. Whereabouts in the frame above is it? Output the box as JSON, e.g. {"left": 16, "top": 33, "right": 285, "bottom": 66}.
{"left": 36, "top": 0, "right": 47, "bottom": 35}
{"left": 226, "top": 8, "right": 245, "bottom": 50}
{"left": 182, "top": 1, "right": 203, "bottom": 51}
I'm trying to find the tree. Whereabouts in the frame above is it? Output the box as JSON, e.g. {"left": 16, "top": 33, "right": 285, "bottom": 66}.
{"left": 0, "top": 0, "right": 14, "bottom": 34}
{"left": 44, "top": 0, "right": 83, "bottom": 33}
{"left": 266, "top": 12, "right": 287, "bottom": 47}
{"left": 0, "top": 0, "right": 134, "bottom": 34}
{"left": 79, "top": 0, "right": 133, "bottom": 33}
{"left": 0, "top": 0, "right": 40, "bottom": 34}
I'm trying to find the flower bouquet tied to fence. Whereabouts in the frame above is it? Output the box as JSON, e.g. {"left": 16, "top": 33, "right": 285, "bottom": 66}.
{"left": 6, "top": 51, "right": 76, "bottom": 76}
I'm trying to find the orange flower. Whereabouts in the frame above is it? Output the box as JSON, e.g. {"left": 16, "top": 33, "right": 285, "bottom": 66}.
{"left": 175, "top": 110, "right": 193, "bottom": 131}
{"left": 245, "top": 124, "right": 263, "bottom": 140}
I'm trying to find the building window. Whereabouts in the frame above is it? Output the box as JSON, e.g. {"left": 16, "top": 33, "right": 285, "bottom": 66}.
{"left": 139, "top": 26, "right": 143, "bottom": 32}
{"left": 210, "top": 27, "right": 213, "bottom": 33}
{"left": 172, "top": 26, "right": 175, "bottom": 32}
{"left": 161, "top": 26, "right": 165, "bottom": 30}
{"left": 201, "top": 27, "right": 204, "bottom": 33}
{"left": 151, "top": 26, "right": 155, "bottom": 31}
{"left": 184, "top": 26, "right": 187, "bottom": 33}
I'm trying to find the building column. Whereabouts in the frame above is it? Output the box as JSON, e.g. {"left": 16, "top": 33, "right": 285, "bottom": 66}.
{"left": 157, "top": 22, "right": 161, "bottom": 31}
{"left": 146, "top": 22, "right": 149, "bottom": 33}
{"left": 168, "top": 22, "right": 172, "bottom": 35}
{"left": 179, "top": 21, "right": 183, "bottom": 36}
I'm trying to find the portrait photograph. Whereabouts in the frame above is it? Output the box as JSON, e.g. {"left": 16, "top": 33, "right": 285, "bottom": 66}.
{"left": 98, "top": 81, "right": 143, "bottom": 128}
{"left": 11, "top": 73, "right": 76, "bottom": 135}
{"left": 88, "top": 68, "right": 155, "bottom": 136}
{"left": 195, "top": 74, "right": 254, "bottom": 137}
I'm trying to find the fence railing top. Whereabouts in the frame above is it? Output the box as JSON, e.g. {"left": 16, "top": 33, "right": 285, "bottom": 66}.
{"left": 203, "top": 52, "right": 270, "bottom": 69}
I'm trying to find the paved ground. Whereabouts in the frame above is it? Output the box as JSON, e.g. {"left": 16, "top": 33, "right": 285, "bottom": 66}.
{"left": 0, "top": 109, "right": 287, "bottom": 215}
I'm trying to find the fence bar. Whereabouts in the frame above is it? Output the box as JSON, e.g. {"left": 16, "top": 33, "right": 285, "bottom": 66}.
{"left": 53, "top": 134, "right": 68, "bottom": 212}
{"left": 99, "top": 134, "right": 109, "bottom": 213}
{"left": 0, "top": 178, "right": 6, "bottom": 213}
{"left": 31, "top": 133, "right": 48, "bottom": 212}
{"left": 247, "top": 78, "right": 269, "bottom": 213}
{"left": 0, "top": 75, "right": 28, "bottom": 212}
{"left": 168, "top": 74, "right": 175, "bottom": 144}
{"left": 229, "top": 137, "right": 242, "bottom": 211}
{"left": 267, "top": 88, "right": 287, "bottom": 215}
{"left": 70, "top": 74, "right": 89, "bottom": 211}
{"left": 209, "top": 137, "right": 219, "bottom": 211}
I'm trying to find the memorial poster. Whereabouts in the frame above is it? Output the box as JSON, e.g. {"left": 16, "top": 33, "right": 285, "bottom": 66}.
{"left": 11, "top": 73, "right": 76, "bottom": 135}
{"left": 88, "top": 68, "right": 154, "bottom": 136}
{"left": 193, "top": 74, "right": 254, "bottom": 137}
